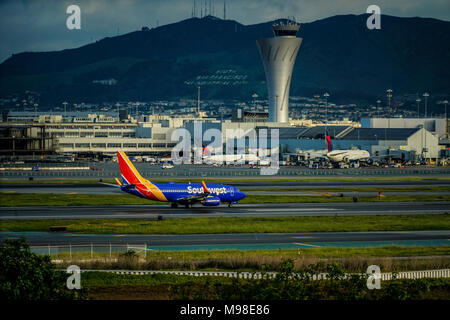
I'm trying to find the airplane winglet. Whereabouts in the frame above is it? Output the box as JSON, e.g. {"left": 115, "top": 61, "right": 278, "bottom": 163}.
{"left": 115, "top": 177, "right": 122, "bottom": 186}
{"left": 201, "top": 181, "right": 210, "bottom": 194}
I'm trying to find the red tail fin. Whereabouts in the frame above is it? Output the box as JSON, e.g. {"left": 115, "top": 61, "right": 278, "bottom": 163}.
{"left": 117, "top": 151, "right": 144, "bottom": 185}
{"left": 326, "top": 130, "right": 332, "bottom": 152}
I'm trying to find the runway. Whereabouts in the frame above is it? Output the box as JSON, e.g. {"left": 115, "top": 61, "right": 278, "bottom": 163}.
{"left": 0, "top": 202, "right": 449, "bottom": 220}
{"left": 1, "top": 230, "right": 449, "bottom": 250}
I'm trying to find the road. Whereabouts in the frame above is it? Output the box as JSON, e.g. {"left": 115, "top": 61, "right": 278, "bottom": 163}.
{"left": 1, "top": 230, "right": 449, "bottom": 249}
{"left": 0, "top": 202, "right": 448, "bottom": 220}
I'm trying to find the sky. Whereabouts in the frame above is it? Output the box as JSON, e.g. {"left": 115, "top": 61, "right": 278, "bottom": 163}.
{"left": 0, "top": 0, "right": 449, "bottom": 63}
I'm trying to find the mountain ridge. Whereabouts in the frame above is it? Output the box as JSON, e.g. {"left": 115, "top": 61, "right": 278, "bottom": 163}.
{"left": 0, "top": 14, "right": 449, "bottom": 105}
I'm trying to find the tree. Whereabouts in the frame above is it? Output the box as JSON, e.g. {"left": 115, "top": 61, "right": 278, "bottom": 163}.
{"left": 0, "top": 238, "right": 87, "bottom": 300}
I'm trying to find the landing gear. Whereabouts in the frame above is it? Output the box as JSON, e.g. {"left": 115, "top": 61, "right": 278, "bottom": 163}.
{"left": 185, "top": 203, "right": 192, "bottom": 208}
{"left": 171, "top": 203, "right": 178, "bottom": 208}
{"left": 228, "top": 203, "right": 233, "bottom": 208}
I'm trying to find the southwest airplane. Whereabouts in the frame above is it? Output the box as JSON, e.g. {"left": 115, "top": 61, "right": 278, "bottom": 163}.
{"left": 107, "top": 151, "right": 246, "bottom": 208}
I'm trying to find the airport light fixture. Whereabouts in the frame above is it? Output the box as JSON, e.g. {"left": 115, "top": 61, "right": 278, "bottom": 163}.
{"left": 62, "top": 101, "right": 68, "bottom": 119}
{"left": 416, "top": 98, "right": 421, "bottom": 118}
{"left": 34, "top": 103, "right": 38, "bottom": 119}
{"left": 323, "top": 92, "right": 330, "bottom": 124}
{"left": 444, "top": 100, "right": 449, "bottom": 138}
{"left": 423, "top": 92, "right": 429, "bottom": 118}
{"left": 376, "top": 100, "right": 381, "bottom": 118}
{"left": 444, "top": 100, "right": 448, "bottom": 120}
{"left": 386, "top": 89, "right": 393, "bottom": 128}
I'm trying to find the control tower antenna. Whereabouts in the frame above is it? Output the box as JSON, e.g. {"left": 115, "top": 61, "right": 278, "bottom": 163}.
{"left": 223, "top": 0, "right": 226, "bottom": 20}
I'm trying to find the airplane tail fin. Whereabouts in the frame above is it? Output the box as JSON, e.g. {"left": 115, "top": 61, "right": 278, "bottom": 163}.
{"left": 117, "top": 150, "right": 145, "bottom": 185}
{"left": 325, "top": 130, "right": 333, "bottom": 152}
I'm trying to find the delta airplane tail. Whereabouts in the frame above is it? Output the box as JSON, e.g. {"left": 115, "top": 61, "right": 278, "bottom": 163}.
{"left": 325, "top": 130, "right": 333, "bottom": 152}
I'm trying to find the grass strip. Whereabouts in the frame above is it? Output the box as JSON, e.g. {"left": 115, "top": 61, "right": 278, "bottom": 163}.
{"left": 1, "top": 214, "right": 449, "bottom": 234}
{"left": 1, "top": 193, "right": 450, "bottom": 207}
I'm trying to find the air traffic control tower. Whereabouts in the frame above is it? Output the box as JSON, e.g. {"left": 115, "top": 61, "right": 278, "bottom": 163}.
{"left": 257, "top": 21, "right": 302, "bottom": 123}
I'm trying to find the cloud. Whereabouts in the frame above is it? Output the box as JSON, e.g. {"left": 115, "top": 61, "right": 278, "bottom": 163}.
{"left": 0, "top": 0, "right": 448, "bottom": 62}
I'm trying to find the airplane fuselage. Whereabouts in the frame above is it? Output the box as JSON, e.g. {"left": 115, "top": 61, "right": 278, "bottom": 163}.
{"left": 326, "top": 150, "right": 370, "bottom": 162}
{"left": 121, "top": 181, "right": 245, "bottom": 205}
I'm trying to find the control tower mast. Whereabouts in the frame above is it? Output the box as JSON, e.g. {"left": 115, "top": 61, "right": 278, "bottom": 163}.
{"left": 256, "top": 20, "right": 302, "bottom": 123}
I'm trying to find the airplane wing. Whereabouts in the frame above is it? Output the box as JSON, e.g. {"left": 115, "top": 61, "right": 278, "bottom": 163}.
{"left": 176, "top": 192, "right": 210, "bottom": 202}
{"left": 175, "top": 181, "right": 211, "bottom": 202}
{"left": 99, "top": 178, "right": 130, "bottom": 188}
{"left": 99, "top": 182, "right": 121, "bottom": 188}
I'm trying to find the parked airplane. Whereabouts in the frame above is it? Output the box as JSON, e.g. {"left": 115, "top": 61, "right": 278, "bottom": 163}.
{"left": 202, "top": 146, "right": 264, "bottom": 165}
{"left": 105, "top": 151, "right": 246, "bottom": 208}
{"left": 325, "top": 130, "right": 370, "bottom": 162}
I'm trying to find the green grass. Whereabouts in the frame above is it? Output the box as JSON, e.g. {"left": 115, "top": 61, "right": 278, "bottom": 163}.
{"left": 2, "top": 214, "right": 449, "bottom": 234}
{"left": 55, "top": 246, "right": 450, "bottom": 260}
{"left": 81, "top": 272, "right": 204, "bottom": 287}
{"left": 1, "top": 193, "right": 450, "bottom": 207}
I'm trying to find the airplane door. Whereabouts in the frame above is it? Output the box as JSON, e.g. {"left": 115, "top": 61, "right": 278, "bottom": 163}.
{"left": 230, "top": 187, "right": 234, "bottom": 197}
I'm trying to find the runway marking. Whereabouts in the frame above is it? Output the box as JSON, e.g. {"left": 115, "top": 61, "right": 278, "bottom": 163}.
{"left": 250, "top": 208, "right": 341, "bottom": 212}
{"left": 291, "top": 236, "right": 315, "bottom": 239}
{"left": 293, "top": 242, "right": 321, "bottom": 248}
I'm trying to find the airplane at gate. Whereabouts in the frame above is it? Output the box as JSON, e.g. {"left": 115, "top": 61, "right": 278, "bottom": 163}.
{"left": 325, "top": 130, "right": 370, "bottom": 163}
{"left": 106, "top": 151, "right": 246, "bottom": 208}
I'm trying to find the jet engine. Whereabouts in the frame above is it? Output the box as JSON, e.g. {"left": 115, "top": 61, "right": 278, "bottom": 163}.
{"left": 202, "top": 196, "right": 221, "bottom": 206}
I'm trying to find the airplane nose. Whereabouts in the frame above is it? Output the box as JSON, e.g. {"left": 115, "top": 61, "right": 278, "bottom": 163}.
{"left": 238, "top": 192, "right": 246, "bottom": 200}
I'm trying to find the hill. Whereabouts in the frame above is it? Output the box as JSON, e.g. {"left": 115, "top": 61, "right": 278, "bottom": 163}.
{"left": 0, "top": 14, "right": 449, "bottom": 106}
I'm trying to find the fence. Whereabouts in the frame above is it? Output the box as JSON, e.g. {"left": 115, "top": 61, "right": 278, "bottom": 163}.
{"left": 31, "top": 243, "right": 148, "bottom": 259}
{"left": 2, "top": 167, "right": 450, "bottom": 178}
{"left": 75, "top": 269, "right": 450, "bottom": 281}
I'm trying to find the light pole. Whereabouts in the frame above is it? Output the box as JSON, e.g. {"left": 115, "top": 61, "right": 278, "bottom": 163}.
{"left": 376, "top": 100, "right": 381, "bottom": 118}
{"left": 313, "top": 94, "right": 320, "bottom": 122}
{"left": 197, "top": 86, "right": 201, "bottom": 116}
{"left": 324, "top": 92, "right": 330, "bottom": 125}
{"left": 416, "top": 98, "right": 421, "bottom": 118}
{"left": 135, "top": 102, "right": 140, "bottom": 122}
{"left": 423, "top": 92, "right": 429, "bottom": 118}
{"left": 62, "top": 102, "right": 68, "bottom": 120}
{"left": 34, "top": 103, "right": 38, "bottom": 120}
{"left": 386, "top": 89, "right": 393, "bottom": 128}
{"left": 115, "top": 102, "right": 121, "bottom": 121}
{"left": 444, "top": 100, "right": 449, "bottom": 138}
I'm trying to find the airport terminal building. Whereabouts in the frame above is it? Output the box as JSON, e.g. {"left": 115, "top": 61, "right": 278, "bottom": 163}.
{"left": 0, "top": 111, "right": 447, "bottom": 164}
